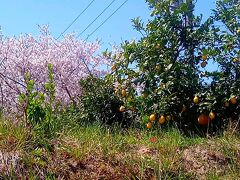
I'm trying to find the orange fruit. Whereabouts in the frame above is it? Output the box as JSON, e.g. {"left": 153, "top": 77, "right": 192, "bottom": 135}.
{"left": 119, "top": 106, "right": 126, "bottom": 112}
{"left": 146, "top": 122, "right": 152, "bottom": 129}
{"left": 198, "top": 114, "right": 210, "bottom": 125}
{"left": 209, "top": 111, "right": 215, "bottom": 120}
{"left": 193, "top": 96, "right": 199, "bottom": 104}
{"left": 201, "top": 61, "right": 207, "bottom": 68}
{"left": 121, "top": 89, "right": 127, "bottom": 97}
{"left": 202, "top": 55, "right": 208, "bottom": 61}
{"left": 159, "top": 116, "right": 166, "bottom": 124}
{"left": 149, "top": 114, "right": 156, "bottom": 122}
{"left": 230, "top": 96, "right": 237, "bottom": 105}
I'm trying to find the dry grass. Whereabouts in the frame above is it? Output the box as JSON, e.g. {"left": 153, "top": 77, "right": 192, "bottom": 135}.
{"left": 0, "top": 120, "right": 239, "bottom": 179}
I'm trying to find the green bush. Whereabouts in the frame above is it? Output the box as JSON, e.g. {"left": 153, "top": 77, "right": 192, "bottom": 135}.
{"left": 77, "top": 76, "right": 135, "bottom": 128}
{"left": 18, "top": 64, "right": 59, "bottom": 139}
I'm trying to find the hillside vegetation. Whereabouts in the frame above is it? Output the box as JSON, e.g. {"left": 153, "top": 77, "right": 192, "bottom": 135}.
{"left": 0, "top": 0, "right": 239, "bottom": 179}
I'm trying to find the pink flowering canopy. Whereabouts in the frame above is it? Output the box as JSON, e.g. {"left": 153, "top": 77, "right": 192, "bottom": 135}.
{"left": 0, "top": 26, "right": 109, "bottom": 114}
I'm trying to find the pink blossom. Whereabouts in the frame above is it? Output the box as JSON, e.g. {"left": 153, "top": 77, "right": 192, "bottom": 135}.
{"left": 0, "top": 27, "right": 109, "bottom": 115}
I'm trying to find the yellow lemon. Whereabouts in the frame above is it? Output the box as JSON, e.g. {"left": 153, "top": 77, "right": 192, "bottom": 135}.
{"left": 193, "top": 96, "right": 199, "bottom": 104}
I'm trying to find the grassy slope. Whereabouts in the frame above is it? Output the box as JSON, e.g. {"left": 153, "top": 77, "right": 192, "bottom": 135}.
{"left": 0, "top": 120, "right": 239, "bottom": 179}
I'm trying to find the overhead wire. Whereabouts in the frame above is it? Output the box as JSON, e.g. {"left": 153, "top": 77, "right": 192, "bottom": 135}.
{"left": 77, "top": 0, "right": 117, "bottom": 38}
{"left": 84, "top": 0, "right": 129, "bottom": 41}
{"left": 56, "top": 0, "right": 96, "bottom": 39}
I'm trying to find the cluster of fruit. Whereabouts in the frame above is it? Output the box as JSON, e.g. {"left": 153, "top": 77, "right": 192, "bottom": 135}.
{"left": 112, "top": 63, "right": 239, "bottom": 129}
{"left": 193, "top": 95, "right": 237, "bottom": 126}
{"left": 146, "top": 114, "right": 172, "bottom": 129}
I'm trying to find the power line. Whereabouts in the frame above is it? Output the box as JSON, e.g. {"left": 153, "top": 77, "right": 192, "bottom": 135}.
{"left": 84, "top": 0, "right": 129, "bottom": 41}
{"left": 77, "top": 0, "right": 117, "bottom": 38}
{"left": 57, "top": 0, "right": 96, "bottom": 39}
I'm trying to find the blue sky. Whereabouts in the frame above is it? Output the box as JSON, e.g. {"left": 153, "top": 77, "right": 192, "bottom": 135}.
{"left": 0, "top": 0, "right": 215, "bottom": 50}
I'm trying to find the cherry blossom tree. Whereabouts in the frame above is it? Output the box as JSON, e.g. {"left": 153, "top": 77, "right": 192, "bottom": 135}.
{"left": 0, "top": 26, "right": 109, "bottom": 115}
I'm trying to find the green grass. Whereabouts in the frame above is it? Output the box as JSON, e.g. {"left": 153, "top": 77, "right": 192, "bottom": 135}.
{"left": 0, "top": 120, "right": 29, "bottom": 151}
{"left": 0, "top": 119, "right": 239, "bottom": 179}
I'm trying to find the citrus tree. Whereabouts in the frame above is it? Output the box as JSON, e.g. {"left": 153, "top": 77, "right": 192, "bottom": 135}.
{"left": 206, "top": 0, "right": 240, "bottom": 130}
{"left": 106, "top": 0, "right": 239, "bottom": 134}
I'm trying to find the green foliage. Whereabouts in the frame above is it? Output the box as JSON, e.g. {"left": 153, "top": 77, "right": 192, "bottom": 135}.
{"left": 43, "top": 64, "right": 57, "bottom": 138}
{"left": 207, "top": 0, "right": 240, "bottom": 127}
{"left": 78, "top": 76, "right": 134, "bottom": 128}
{"left": 18, "top": 64, "right": 58, "bottom": 139}
{"left": 192, "top": 0, "right": 240, "bottom": 132}
{"left": 19, "top": 72, "right": 45, "bottom": 125}
{"left": 109, "top": 0, "right": 239, "bottom": 134}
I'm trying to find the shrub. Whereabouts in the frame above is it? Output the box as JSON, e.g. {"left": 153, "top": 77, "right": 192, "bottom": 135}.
{"left": 18, "top": 64, "right": 59, "bottom": 139}
{"left": 77, "top": 76, "right": 135, "bottom": 128}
